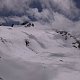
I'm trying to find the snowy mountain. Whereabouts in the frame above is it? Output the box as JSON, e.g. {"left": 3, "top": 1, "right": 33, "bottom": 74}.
{"left": 0, "top": 23, "right": 80, "bottom": 80}
{"left": 0, "top": 0, "right": 80, "bottom": 80}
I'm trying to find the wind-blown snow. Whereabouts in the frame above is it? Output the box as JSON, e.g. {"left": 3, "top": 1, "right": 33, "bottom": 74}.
{"left": 0, "top": 0, "right": 80, "bottom": 80}
{"left": 0, "top": 23, "right": 80, "bottom": 80}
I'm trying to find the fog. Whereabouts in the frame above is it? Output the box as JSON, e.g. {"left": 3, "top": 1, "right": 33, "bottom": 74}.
{"left": 0, "top": 0, "right": 80, "bottom": 27}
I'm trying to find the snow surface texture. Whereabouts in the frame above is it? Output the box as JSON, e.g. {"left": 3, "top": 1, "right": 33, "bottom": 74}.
{"left": 0, "top": 23, "right": 80, "bottom": 80}
{"left": 0, "top": 0, "right": 80, "bottom": 80}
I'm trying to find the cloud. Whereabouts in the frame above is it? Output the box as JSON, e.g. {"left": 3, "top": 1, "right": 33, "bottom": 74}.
{"left": 52, "top": 12, "right": 74, "bottom": 30}
{"left": 73, "top": 0, "right": 80, "bottom": 9}
{"left": 0, "top": 0, "right": 80, "bottom": 26}
{"left": 0, "top": 0, "right": 79, "bottom": 16}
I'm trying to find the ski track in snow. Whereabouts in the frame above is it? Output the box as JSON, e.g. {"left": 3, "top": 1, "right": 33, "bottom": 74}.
{"left": 0, "top": 25, "right": 80, "bottom": 80}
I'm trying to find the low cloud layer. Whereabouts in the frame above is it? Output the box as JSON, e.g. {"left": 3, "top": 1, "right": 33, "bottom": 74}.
{"left": 0, "top": 0, "right": 80, "bottom": 27}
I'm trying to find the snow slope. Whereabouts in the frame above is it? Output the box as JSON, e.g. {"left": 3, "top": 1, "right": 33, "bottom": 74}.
{"left": 0, "top": 24, "right": 80, "bottom": 80}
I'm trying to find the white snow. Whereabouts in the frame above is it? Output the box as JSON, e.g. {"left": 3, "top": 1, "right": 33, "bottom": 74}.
{"left": 0, "top": 24, "right": 80, "bottom": 80}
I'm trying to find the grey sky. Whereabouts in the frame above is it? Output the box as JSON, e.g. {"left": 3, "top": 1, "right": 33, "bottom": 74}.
{"left": 0, "top": 0, "right": 80, "bottom": 25}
